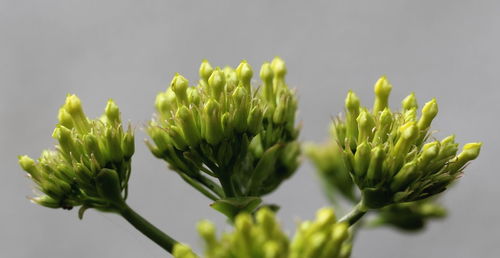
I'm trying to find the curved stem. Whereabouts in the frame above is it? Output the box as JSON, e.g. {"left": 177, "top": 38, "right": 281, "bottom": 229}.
{"left": 119, "top": 203, "right": 179, "bottom": 254}
{"left": 339, "top": 201, "right": 368, "bottom": 226}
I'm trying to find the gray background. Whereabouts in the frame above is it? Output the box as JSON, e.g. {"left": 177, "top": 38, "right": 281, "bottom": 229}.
{"left": 1, "top": 1, "right": 499, "bottom": 257}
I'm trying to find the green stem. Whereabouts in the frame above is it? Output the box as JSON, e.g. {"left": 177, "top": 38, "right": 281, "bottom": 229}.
{"left": 119, "top": 203, "right": 179, "bottom": 254}
{"left": 339, "top": 201, "right": 368, "bottom": 226}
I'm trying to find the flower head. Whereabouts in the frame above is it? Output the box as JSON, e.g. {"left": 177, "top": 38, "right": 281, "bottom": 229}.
{"left": 328, "top": 76, "right": 481, "bottom": 208}
{"left": 147, "top": 58, "right": 300, "bottom": 215}
{"left": 19, "top": 95, "right": 134, "bottom": 214}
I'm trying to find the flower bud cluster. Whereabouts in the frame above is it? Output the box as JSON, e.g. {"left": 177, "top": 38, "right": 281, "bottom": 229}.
{"left": 19, "top": 95, "right": 134, "bottom": 212}
{"left": 331, "top": 76, "right": 481, "bottom": 208}
{"left": 173, "top": 207, "right": 351, "bottom": 258}
{"left": 374, "top": 199, "right": 447, "bottom": 231}
{"left": 147, "top": 58, "right": 299, "bottom": 204}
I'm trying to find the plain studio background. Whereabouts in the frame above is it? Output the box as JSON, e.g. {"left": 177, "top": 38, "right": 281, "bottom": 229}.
{"left": 1, "top": 1, "right": 499, "bottom": 257}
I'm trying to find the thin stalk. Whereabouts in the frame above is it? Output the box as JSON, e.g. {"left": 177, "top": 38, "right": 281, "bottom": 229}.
{"left": 179, "top": 173, "right": 219, "bottom": 201}
{"left": 339, "top": 201, "right": 368, "bottom": 226}
{"left": 119, "top": 203, "right": 179, "bottom": 254}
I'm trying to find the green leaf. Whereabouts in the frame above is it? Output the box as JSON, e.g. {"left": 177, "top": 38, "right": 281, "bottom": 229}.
{"left": 210, "top": 197, "right": 262, "bottom": 220}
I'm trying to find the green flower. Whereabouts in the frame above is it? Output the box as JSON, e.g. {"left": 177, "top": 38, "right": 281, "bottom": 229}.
{"left": 147, "top": 58, "right": 300, "bottom": 217}
{"left": 19, "top": 95, "right": 134, "bottom": 214}
{"left": 173, "top": 207, "right": 351, "bottom": 258}
{"left": 329, "top": 76, "right": 481, "bottom": 208}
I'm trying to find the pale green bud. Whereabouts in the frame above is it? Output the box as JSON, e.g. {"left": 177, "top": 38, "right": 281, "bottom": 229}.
{"left": 373, "top": 76, "right": 392, "bottom": 114}
{"left": 199, "top": 59, "right": 214, "bottom": 83}
{"left": 401, "top": 92, "right": 418, "bottom": 111}
{"left": 373, "top": 108, "right": 393, "bottom": 145}
{"left": 232, "top": 87, "right": 249, "bottom": 132}
{"left": 270, "top": 56, "right": 287, "bottom": 78}
{"left": 105, "top": 99, "right": 121, "bottom": 124}
{"left": 389, "top": 122, "right": 418, "bottom": 173}
{"left": 417, "top": 99, "right": 438, "bottom": 130}
{"left": 260, "top": 62, "right": 275, "bottom": 103}
{"left": 177, "top": 106, "right": 201, "bottom": 146}
{"left": 63, "top": 94, "right": 90, "bottom": 133}
{"left": 223, "top": 66, "right": 238, "bottom": 90}
{"left": 168, "top": 125, "right": 188, "bottom": 150}
{"left": 248, "top": 106, "right": 264, "bottom": 134}
{"left": 203, "top": 100, "right": 223, "bottom": 145}
{"left": 236, "top": 60, "right": 253, "bottom": 91}
{"left": 173, "top": 244, "right": 197, "bottom": 258}
{"left": 208, "top": 68, "right": 226, "bottom": 100}
{"left": 353, "top": 142, "right": 371, "bottom": 179}
{"left": 357, "top": 110, "right": 375, "bottom": 143}
{"left": 345, "top": 91, "right": 360, "bottom": 147}
{"left": 57, "top": 108, "right": 73, "bottom": 129}
{"left": 171, "top": 73, "right": 189, "bottom": 104}
{"left": 105, "top": 127, "right": 123, "bottom": 162}
{"left": 31, "top": 195, "right": 60, "bottom": 209}
{"left": 366, "top": 146, "right": 385, "bottom": 186}
{"left": 448, "top": 142, "right": 482, "bottom": 173}
{"left": 19, "top": 155, "right": 41, "bottom": 181}
{"left": 391, "top": 161, "right": 419, "bottom": 191}
{"left": 84, "top": 134, "right": 105, "bottom": 165}
{"left": 417, "top": 141, "right": 439, "bottom": 171}
{"left": 221, "top": 112, "right": 233, "bottom": 137}
{"left": 122, "top": 132, "right": 135, "bottom": 159}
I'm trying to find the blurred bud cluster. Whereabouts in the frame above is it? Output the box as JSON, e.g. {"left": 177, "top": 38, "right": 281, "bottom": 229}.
{"left": 173, "top": 207, "right": 351, "bottom": 258}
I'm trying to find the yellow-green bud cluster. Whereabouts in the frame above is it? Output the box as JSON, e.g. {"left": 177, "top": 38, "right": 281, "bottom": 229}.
{"left": 18, "top": 95, "right": 134, "bottom": 212}
{"left": 147, "top": 58, "right": 299, "bottom": 206}
{"left": 172, "top": 207, "right": 351, "bottom": 258}
{"left": 332, "top": 76, "right": 481, "bottom": 208}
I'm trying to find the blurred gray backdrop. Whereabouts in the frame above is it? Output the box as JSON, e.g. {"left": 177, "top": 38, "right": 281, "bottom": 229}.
{"left": 1, "top": 1, "right": 499, "bottom": 257}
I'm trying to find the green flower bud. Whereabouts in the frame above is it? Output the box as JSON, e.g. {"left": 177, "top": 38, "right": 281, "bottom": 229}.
{"left": 248, "top": 106, "right": 264, "bottom": 135}
{"left": 271, "top": 56, "right": 287, "bottom": 78}
{"left": 199, "top": 59, "right": 214, "bottom": 83}
{"left": 223, "top": 66, "right": 238, "bottom": 90}
{"left": 417, "top": 99, "right": 438, "bottom": 131}
{"left": 391, "top": 161, "right": 419, "bottom": 191}
{"left": 171, "top": 73, "right": 189, "bottom": 104}
{"left": 63, "top": 94, "right": 90, "bottom": 133}
{"left": 57, "top": 108, "right": 74, "bottom": 129}
{"left": 373, "top": 76, "right": 392, "bottom": 114}
{"left": 373, "top": 108, "right": 393, "bottom": 145}
{"left": 345, "top": 91, "right": 360, "bottom": 148}
{"left": 122, "top": 131, "right": 135, "bottom": 159}
{"left": 208, "top": 68, "right": 226, "bottom": 100}
{"left": 236, "top": 60, "right": 253, "bottom": 91}
{"left": 447, "top": 142, "right": 482, "bottom": 173}
{"left": 366, "top": 146, "right": 385, "bottom": 186}
{"left": 173, "top": 244, "right": 197, "bottom": 258}
{"left": 169, "top": 125, "right": 188, "bottom": 150}
{"left": 357, "top": 109, "right": 375, "bottom": 143}
{"left": 353, "top": 142, "right": 371, "bottom": 180}
{"left": 105, "top": 99, "right": 121, "bottom": 125}
{"left": 203, "top": 99, "right": 223, "bottom": 145}
{"left": 232, "top": 86, "right": 249, "bottom": 132}
{"left": 177, "top": 106, "right": 201, "bottom": 146}
{"left": 260, "top": 62, "right": 274, "bottom": 104}
{"left": 18, "top": 155, "right": 41, "bottom": 182}
{"left": 401, "top": 92, "right": 418, "bottom": 111}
